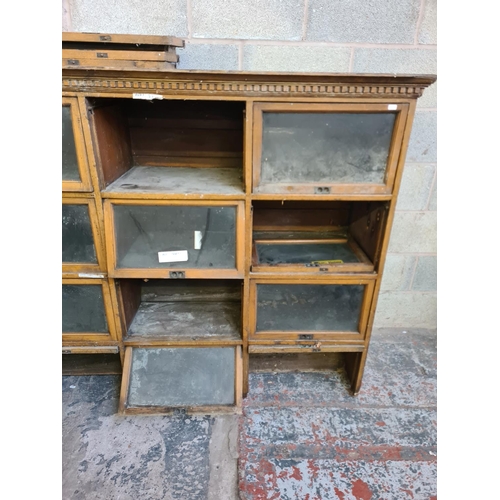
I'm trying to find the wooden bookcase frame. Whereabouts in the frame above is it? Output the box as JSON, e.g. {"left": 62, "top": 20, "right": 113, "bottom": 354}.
{"left": 103, "top": 199, "right": 245, "bottom": 279}
{"left": 63, "top": 67, "right": 436, "bottom": 400}
{"left": 119, "top": 345, "right": 243, "bottom": 415}
{"left": 62, "top": 196, "right": 107, "bottom": 276}
{"left": 62, "top": 97, "right": 93, "bottom": 192}
{"left": 62, "top": 278, "right": 122, "bottom": 343}
{"left": 252, "top": 102, "right": 409, "bottom": 195}
{"left": 248, "top": 277, "right": 375, "bottom": 342}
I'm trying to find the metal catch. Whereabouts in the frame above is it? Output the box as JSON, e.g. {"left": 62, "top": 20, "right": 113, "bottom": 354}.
{"left": 169, "top": 271, "right": 185, "bottom": 279}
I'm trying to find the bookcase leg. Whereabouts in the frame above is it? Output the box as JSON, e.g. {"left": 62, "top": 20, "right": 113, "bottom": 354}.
{"left": 242, "top": 347, "right": 249, "bottom": 398}
{"left": 344, "top": 351, "right": 368, "bottom": 396}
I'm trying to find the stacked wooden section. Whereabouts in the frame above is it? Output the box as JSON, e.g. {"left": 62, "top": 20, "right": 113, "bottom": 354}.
{"left": 62, "top": 64, "right": 436, "bottom": 415}
{"left": 62, "top": 32, "right": 184, "bottom": 71}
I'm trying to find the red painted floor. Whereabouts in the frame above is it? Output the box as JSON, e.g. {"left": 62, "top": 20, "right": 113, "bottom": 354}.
{"left": 239, "top": 329, "right": 437, "bottom": 500}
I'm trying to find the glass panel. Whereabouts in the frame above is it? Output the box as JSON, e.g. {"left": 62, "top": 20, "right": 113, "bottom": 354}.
{"left": 256, "top": 284, "right": 364, "bottom": 332}
{"left": 114, "top": 205, "right": 237, "bottom": 269}
{"left": 62, "top": 204, "right": 98, "bottom": 263}
{"left": 128, "top": 348, "right": 235, "bottom": 407}
{"left": 256, "top": 242, "right": 359, "bottom": 265}
{"left": 62, "top": 106, "right": 81, "bottom": 181}
{"left": 260, "top": 112, "right": 396, "bottom": 185}
{"left": 62, "top": 285, "right": 109, "bottom": 333}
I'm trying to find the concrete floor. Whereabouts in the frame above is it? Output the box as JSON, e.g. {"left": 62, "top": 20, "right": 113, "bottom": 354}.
{"left": 62, "top": 329, "right": 436, "bottom": 499}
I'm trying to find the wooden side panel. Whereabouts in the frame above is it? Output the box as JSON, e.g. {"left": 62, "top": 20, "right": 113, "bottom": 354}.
{"left": 91, "top": 103, "right": 133, "bottom": 187}
{"left": 116, "top": 279, "right": 141, "bottom": 332}
{"left": 348, "top": 201, "right": 388, "bottom": 266}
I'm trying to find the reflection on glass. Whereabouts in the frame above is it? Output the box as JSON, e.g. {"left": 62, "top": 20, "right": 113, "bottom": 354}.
{"left": 128, "top": 348, "right": 235, "bottom": 406}
{"left": 114, "top": 205, "right": 237, "bottom": 269}
{"left": 62, "top": 204, "right": 97, "bottom": 263}
{"left": 62, "top": 106, "right": 81, "bottom": 181}
{"left": 62, "top": 285, "right": 108, "bottom": 333}
{"left": 260, "top": 112, "right": 396, "bottom": 185}
{"left": 256, "top": 284, "right": 364, "bottom": 332}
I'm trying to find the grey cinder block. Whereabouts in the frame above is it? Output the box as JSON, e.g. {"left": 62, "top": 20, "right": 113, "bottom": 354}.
{"left": 428, "top": 177, "right": 437, "bottom": 211}
{"left": 69, "top": 0, "right": 188, "bottom": 36}
{"left": 242, "top": 45, "right": 351, "bottom": 72}
{"left": 307, "top": 0, "right": 421, "bottom": 44}
{"left": 412, "top": 256, "right": 437, "bottom": 291}
{"left": 192, "top": 0, "right": 304, "bottom": 40}
{"left": 406, "top": 111, "right": 437, "bottom": 163}
{"left": 397, "top": 164, "right": 436, "bottom": 211}
{"left": 388, "top": 212, "right": 437, "bottom": 253}
{"left": 381, "top": 255, "right": 417, "bottom": 291}
{"left": 418, "top": 0, "right": 437, "bottom": 44}
{"left": 177, "top": 43, "right": 239, "bottom": 71}
{"left": 374, "top": 291, "right": 437, "bottom": 328}
{"left": 352, "top": 48, "right": 437, "bottom": 75}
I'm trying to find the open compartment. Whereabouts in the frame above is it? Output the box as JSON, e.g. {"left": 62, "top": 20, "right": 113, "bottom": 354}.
{"left": 87, "top": 98, "right": 245, "bottom": 197}
{"left": 62, "top": 278, "right": 120, "bottom": 342}
{"left": 120, "top": 345, "right": 242, "bottom": 414}
{"left": 249, "top": 278, "right": 375, "bottom": 342}
{"left": 253, "top": 102, "right": 409, "bottom": 195}
{"left": 116, "top": 279, "right": 242, "bottom": 345}
{"left": 62, "top": 197, "right": 105, "bottom": 274}
{"left": 62, "top": 97, "right": 92, "bottom": 192}
{"left": 251, "top": 200, "right": 387, "bottom": 274}
{"left": 104, "top": 199, "right": 244, "bottom": 278}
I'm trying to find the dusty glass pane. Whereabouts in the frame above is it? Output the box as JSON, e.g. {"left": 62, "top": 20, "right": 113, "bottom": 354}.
{"left": 128, "top": 348, "right": 235, "bottom": 407}
{"left": 256, "top": 242, "right": 359, "bottom": 265}
{"left": 62, "top": 285, "right": 108, "bottom": 333}
{"left": 114, "top": 205, "right": 237, "bottom": 269}
{"left": 62, "top": 106, "right": 81, "bottom": 181}
{"left": 62, "top": 204, "right": 97, "bottom": 263}
{"left": 260, "top": 112, "right": 396, "bottom": 184}
{"left": 256, "top": 284, "right": 364, "bottom": 332}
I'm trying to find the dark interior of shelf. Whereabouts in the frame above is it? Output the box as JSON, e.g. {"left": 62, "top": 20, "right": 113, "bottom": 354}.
{"left": 62, "top": 354, "right": 122, "bottom": 376}
{"left": 255, "top": 241, "right": 360, "bottom": 265}
{"left": 252, "top": 200, "right": 387, "bottom": 268}
{"left": 89, "top": 98, "right": 245, "bottom": 192}
{"left": 249, "top": 352, "right": 344, "bottom": 372}
{"left": 119, "top": 279, "right": 242, "bottom": 342}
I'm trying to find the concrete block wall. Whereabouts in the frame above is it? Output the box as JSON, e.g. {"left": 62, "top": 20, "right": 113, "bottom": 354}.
{"left": 65, "top": 0, "right": 437, "bottom": 328}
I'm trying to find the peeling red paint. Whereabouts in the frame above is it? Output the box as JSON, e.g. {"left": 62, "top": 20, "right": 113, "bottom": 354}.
{"left": 307, "top": 459, "right": 321, "bottom": 479}
{"left": 289, "top": 466, "right": 303, "bottom": 481}
{"left": 352, "top": 478, "right": 373, "bottom": 500}
{"left": 334, "top": 487, "right": 346, "bottom": 499}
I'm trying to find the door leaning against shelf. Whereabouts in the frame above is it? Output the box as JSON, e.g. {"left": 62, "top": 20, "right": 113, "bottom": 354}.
{"left": 63, "top": 52, "right": 436, "bottom": 410}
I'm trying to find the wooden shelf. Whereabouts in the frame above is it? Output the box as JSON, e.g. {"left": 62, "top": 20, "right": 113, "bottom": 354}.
{"left": 124, "top": 301, "right": 242, "bottom": 345}
{"left": 102, "top": 166, "right": 245, "bottom": 199}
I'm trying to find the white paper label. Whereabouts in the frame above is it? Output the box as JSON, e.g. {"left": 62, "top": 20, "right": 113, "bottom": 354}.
{"left": 194, "top": 231, "right": 203, "bottom": 250}
{"left": 388, "top": 104, "right": 398, "bottom": 110}
{"left": 133, "top": 93, "right": 163, "bottom": 100}
{"left": 78, "top": 273, "right": 105, "bottom": 278}
{"left": 158, "top": 250, "right": 188, "bottom": 263}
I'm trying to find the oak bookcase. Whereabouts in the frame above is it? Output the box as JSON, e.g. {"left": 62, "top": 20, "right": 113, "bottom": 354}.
{"left": 62, "top": 67, "right": 436, "bottom": 414}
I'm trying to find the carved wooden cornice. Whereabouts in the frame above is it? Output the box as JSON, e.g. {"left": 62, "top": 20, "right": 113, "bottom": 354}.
{"left": 62, "top": 70, "right": 436, "bottom": 99}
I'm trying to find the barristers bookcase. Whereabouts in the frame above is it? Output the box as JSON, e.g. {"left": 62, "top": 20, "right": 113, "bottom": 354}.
{"left": 62, "top": 64, "right": 436, "bottom": 414}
